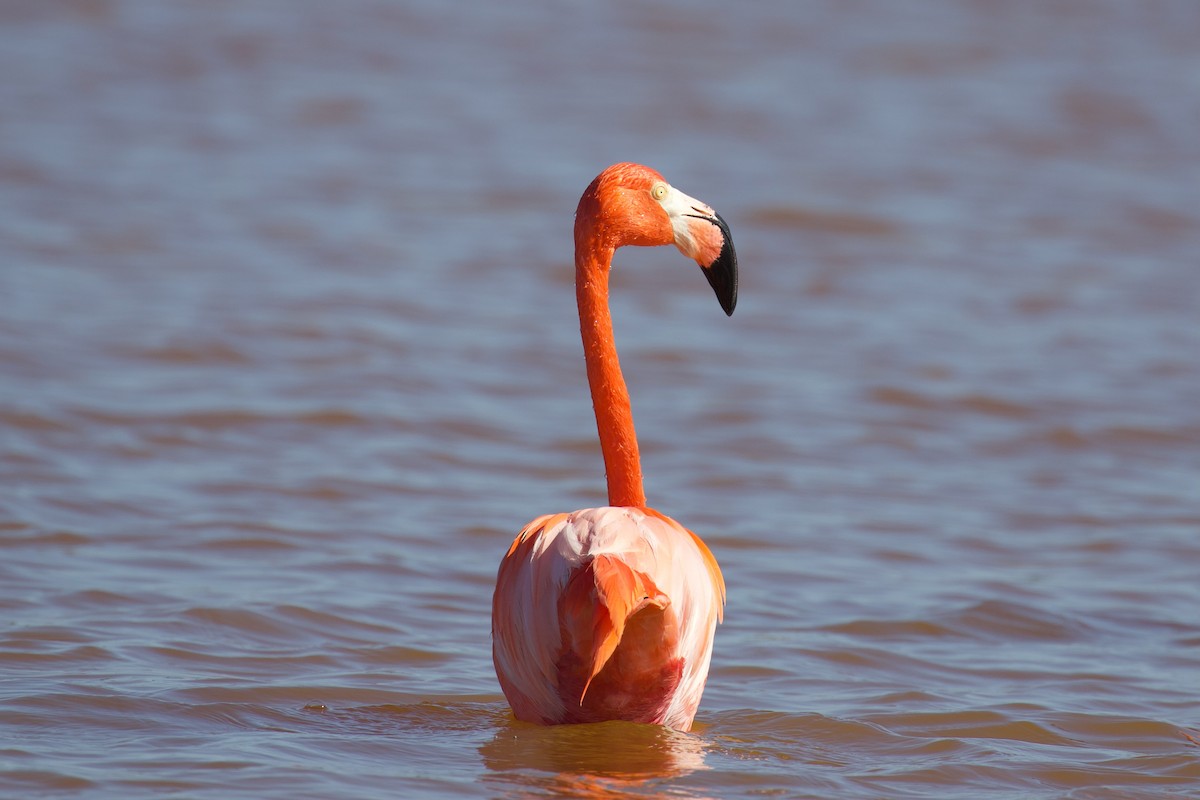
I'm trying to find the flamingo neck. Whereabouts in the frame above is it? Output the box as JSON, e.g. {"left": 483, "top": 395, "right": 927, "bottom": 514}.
{"left": 575, "top": 245, "right": 646, "bottom": 508}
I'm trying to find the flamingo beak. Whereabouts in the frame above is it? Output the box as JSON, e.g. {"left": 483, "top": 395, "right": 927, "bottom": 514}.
{"left": 695, "top": 212, "right": 738, "bottom": 316}
{"left": 662, "top": 184, "right": 739, "bottom": 316}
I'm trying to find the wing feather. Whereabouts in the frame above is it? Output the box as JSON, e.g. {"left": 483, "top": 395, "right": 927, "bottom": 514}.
{"left": 492, "top": 506, "right": 724, "bottom": 729}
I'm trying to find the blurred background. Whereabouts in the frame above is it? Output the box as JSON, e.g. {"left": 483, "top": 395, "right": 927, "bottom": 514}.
{"left": 2, "top": 1, "right": 1198, "bottom": 798}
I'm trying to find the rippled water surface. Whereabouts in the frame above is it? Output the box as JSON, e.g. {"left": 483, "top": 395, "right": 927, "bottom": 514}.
{"left": 3, "top": 1, "right": 1200, "bottom": 797}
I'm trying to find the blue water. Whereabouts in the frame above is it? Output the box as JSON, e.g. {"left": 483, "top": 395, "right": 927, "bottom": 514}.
{"left": 2, "top": 1, "right": 1199, "bottom": 797}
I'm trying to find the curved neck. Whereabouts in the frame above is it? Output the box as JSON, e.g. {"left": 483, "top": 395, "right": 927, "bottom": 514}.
{"left": 575, "top": 244, "right": 646, "bottom": 508}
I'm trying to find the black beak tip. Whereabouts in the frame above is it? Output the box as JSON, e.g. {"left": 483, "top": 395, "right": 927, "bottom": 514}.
{"left": 701, "top": 213, "right": 738, "bottom": 316}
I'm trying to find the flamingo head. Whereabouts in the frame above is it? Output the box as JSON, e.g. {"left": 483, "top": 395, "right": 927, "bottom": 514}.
{"left": 576, "top": 163, "right": 739, "bottom": 316}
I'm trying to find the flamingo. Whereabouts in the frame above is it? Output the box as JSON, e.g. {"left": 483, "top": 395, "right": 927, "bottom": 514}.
{"left": 491, "top": 163, "right": 737, "bottom": 731}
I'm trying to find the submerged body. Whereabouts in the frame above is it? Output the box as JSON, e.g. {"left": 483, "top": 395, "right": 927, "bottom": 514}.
{"left": 492, "top": 163, "right": 738, "bottom": 731}
{"left": 493, "top": 507, "right": 725, "bottom": 730}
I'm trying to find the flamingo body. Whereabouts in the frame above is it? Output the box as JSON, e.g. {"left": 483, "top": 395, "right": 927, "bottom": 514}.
{"left": 493, "top": 507, "right": 725, "bottom": 730}
{"left": 492, "top": 163, "right": 737, "bottom": 731}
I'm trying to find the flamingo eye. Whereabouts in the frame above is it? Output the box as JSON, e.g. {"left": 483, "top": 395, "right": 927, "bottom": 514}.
{"left": 651, "top": 183, "right": 668, "bottom": 201}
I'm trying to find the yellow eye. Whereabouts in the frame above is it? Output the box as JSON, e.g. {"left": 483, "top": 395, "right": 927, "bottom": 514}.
{"left": 651, "top": 183, "right": 668, "bottom": 201}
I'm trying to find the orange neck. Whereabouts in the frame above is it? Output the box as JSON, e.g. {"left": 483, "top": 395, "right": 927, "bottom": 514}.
{"left": 575, "top": 244, "right": 646, "bottom": 508}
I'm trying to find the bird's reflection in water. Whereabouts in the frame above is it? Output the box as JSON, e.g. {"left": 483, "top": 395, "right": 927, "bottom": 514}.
{"left": 480, "top": 718, "right": 713, "bottom": 798}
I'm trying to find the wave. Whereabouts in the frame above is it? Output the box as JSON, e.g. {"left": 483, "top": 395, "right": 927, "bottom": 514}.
{"left": 868, "top": 386, "right": 1036, "bottom": 419}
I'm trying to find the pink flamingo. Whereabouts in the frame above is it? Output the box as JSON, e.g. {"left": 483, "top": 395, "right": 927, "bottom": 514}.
{"left": 492, "top": 163, "right": 737, "bottom": 731}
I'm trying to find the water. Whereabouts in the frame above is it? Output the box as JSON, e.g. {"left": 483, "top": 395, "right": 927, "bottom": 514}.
{"left": 2, "top": 1, "right": 1199, "bottom": 797}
